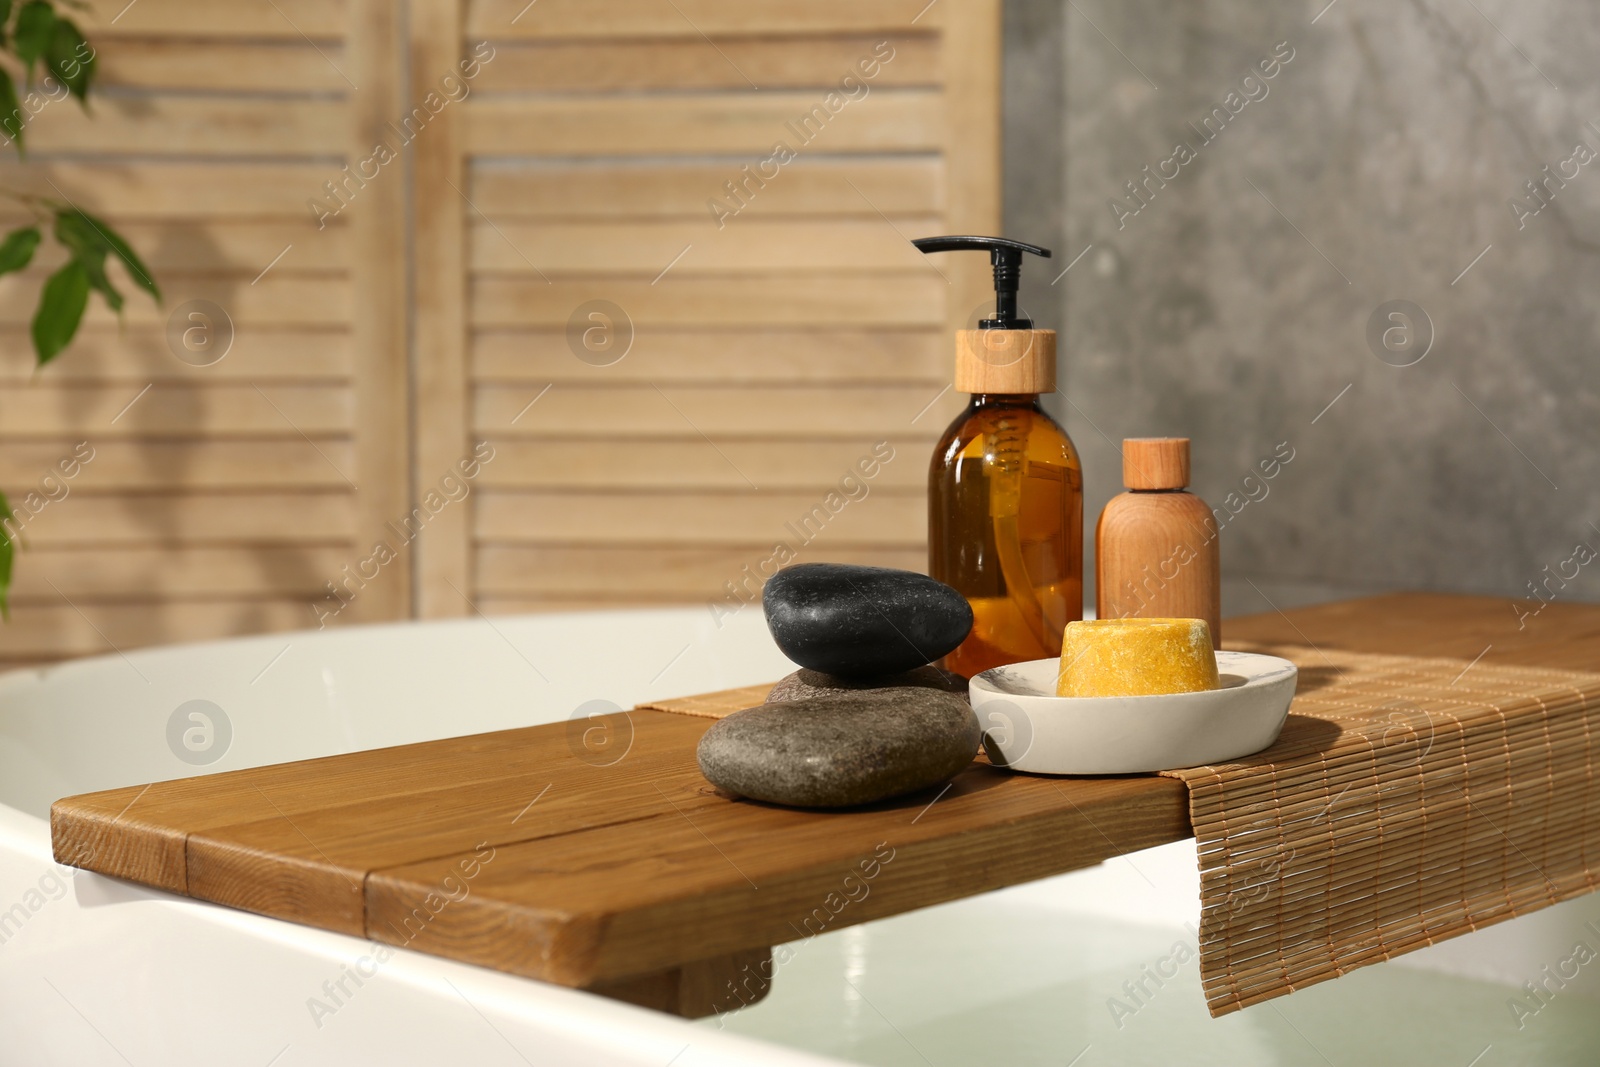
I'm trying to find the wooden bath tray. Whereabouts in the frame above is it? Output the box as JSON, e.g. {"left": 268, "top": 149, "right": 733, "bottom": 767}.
{"left": 50, "top": 593, "right": 1600, "bottom": 1018}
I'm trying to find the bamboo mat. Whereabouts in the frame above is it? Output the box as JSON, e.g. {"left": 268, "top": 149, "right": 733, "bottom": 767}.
{"left": 1167, "top": 643, "right": 1600, "bottom": 1014}
{"left": 639, "top": 646, "right": 1600, "bottom": 1016}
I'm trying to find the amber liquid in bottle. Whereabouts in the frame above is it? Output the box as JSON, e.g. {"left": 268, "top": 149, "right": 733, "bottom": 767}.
{"left": 929, "top": 394, "right": 1084, "bottom": 677}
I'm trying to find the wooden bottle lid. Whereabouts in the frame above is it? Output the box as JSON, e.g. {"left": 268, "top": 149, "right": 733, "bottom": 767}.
{"left": 954, "top": 329, "right": 1056, "bottom": 394}
{"left": 1123, "top": 437, "right": 1190, "bottom": 490}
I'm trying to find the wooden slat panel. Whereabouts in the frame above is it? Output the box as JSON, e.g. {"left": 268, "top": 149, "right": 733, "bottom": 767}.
{"left": 474, "top": 384, "right": 961, "bottom": 438}
{"left": 463, "top": 90, "right": 942, "bottom": 156}
{"left": 98, "top": 42, "right": 351, "bottom": 91}
{"left": 83, "top": 0, "right": 345, "bottom": 39}
{"left": 476, "top": 36, "right": 940, "bottom": 92}
{"left": 475, "top": 545, "right": 925, "bottom": 596}
{"left": 940, "top": 0, "right": 1002, "bottom": 336}
{"left": 6, "top": 492, "right": 354, "bottom": 546}
{"left": 412, "top": 0, "right": 471, "bottom": 618}
{"left": 11, "top": 547, "right": 347, "bottom": 600}
{"left": 0, "top": 329, "right": 350, "bottom": 383}
{"left": 26, "top": 97, "right": 347, "bottom": 157}
{"left": 470, "top": 276, "right": 942, "bottom": 328}
{"left": 0, "top": 385, "right": 351, "bottom": 438}
{"left": 471, "top": 218, "right": 941, "bottom": 274}
{"left": 472, "top": 329, "right": 943, "bottom": 384}
{"left": 468, "top": 0, "right": 942, "bottom": 38}
{"left": 476, "top": 438, "right": 932, "bottom": 491}
{"left": 347, "top": 0, "right": 414, "bottom": 622}
{"left": 0, "top": 441, "right": 357, "bottom": 491}
{"left": 477, "top": 490, "right": 923, "bottom": 545}
{"left": 0, "top": 276, "right": 348, "bottom": 328}
{"left": 0, "top": 601, "right": 319, "bottom": 658}
{"left": 23, "top": 221, "right": 346, "bottom": 275}
{"left": 470, "top": 159, "right": 941, "bottom": 219}
{"left": 0, "top": 163, "right": 339, "bottom": 219}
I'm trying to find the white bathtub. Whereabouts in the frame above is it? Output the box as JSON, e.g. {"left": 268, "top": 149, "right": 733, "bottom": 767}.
{"left": 1, "top": 608, "right": 1597, "bottom": 1066}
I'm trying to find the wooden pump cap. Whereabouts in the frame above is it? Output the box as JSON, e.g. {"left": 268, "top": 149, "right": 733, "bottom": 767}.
{"left": 1123, "top": 437, "right": 1190, "bottom": 490}
{"left": 954, "top": 329, "right": 1056, "bottom": 394}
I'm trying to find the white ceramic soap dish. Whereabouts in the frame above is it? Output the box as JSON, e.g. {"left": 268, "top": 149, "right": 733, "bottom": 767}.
{"left": 969, "top": 651, "right": 1298, "bottom": 775}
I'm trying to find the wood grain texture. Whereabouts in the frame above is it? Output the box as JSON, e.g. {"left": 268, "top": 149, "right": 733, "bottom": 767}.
{"left": 52, "top": 596, "right": 1598, "bottom": 1001}
{"left": 1095, "top": 488, "right": 1222, "bottom": 647}
{"left": 411, "top": 0, "right": 472, "bottom": 619}
{"left": 463, "top": 90, "right": 944, "bottom": 156}
{"left": 469, "top": 159, "right": 942, "bottom": 219}
{"left": 476, "top": 36, "right": 940, "bottom": 92}
{"left": 466, "top": 0, "right": 943, "bottom": 39}
{"left": 348, "top": 0, "right": 412, "bottom": 622}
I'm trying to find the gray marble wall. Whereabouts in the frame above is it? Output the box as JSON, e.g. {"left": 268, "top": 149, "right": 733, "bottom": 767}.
{"left": 1006, "top": 0, "right": 1600, "bottom": 622}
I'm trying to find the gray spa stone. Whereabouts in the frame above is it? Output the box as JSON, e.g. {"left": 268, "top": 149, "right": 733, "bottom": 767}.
{"left": 762, "top": 563, "right": 974, "bottom": 678}
{"left": 767, "top": 666, "right": 969, "bottom": 703}
{"left": 696, "top": 688, "right": 981, "bottom": 809}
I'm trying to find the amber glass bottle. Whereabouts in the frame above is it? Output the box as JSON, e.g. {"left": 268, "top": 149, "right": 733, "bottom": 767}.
{"left": 914, "top": 236, "right": 1084, "bottom": 676}
{"left": 930, "top": 394, "right": 1083, "bottom": 676}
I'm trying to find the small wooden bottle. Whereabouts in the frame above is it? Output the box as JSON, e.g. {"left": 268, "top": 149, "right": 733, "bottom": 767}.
{"left": 1096, "top": 438, "right": 1221, "bottom": 647}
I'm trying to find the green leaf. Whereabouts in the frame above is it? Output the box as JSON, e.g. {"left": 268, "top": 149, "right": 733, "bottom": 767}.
{"left": 53, "top": 208, "right": 121, "bottom": 312}
{"left": 31, "top": 258, "right": 90, "bottom": 366}
{"left": 13, "top": 2, "right": 55, "bottom": 77}
{"left": 0, "top": 70, "right": 23, "bottom": 154}
{"left": 64, "top": 207, "right": 159, "bottom": 302}
{"left": 0, "top": 1, "right": 12, "bottom": 49}
{"left": 0, "top": 489, "right": 12, "bottom": 622}
{"left": 0, "top": 226, "right": 39, "bottom": 275}
{"left": 45, "top": 18, "right": 94, "bottom": 103}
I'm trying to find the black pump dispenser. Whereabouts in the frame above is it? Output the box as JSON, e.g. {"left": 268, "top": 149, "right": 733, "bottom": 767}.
{"left": 912, "top": 235, "right": 1052, "bottom": 329}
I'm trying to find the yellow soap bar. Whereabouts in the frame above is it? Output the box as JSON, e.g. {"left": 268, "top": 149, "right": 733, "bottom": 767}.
{"left": 1056, "top": 618, "right": 1220, "bottom": 697}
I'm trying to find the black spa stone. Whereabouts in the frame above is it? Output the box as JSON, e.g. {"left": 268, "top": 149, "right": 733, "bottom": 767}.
{"left": 762, "top": 563, "right": 973, "bottom": 677}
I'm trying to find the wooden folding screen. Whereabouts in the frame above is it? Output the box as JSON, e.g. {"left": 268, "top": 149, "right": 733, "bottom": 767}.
{"left": 0, "top": 0, "right": 407, "bottom": 665}
{"left": 0, "top": 0, "right": 999, "bottom": 665}
{"left": 415, "top": 0, "right": 1000, "bottom": 619}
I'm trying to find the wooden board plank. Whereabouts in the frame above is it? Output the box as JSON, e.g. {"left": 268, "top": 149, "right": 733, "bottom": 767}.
{"left": 184, "top": 714, "right": 721, "bottom": 934}
{"left": 0, "top": 163, "right": 339, "bottom": 219}
{"left": 347, "top": 0, "right": 413, "bottom": 624}
{"left": 473, "top": 384, "right": 963, "bottom": 437}
{"left": 940, "top": 0, "right": 1003, "bottom": 336}
{"left": 467, "top": 0, "right": 943, "bottom": 39}
{"left": 1226, "top": 592, "right": 1600, "bottom": 674}
{"left": 475, "top": 438, "right": 934, "bottom": 491}
{"left": 368, "top": 768, "right": 1184, "bottom": 985}
{"left": 470, "top": 276, "right": 943, "bottom": 329}
{"left": 0, "top": 441, "right": 357, "bottom": 491}
{"left": 4, "top": 492, "right": 354, "bottom": 547}
{"left": 54, "top": 595, "right": 1600, "bottom": 996}
{"left": 0, "top": 385, "right": 351, "bottom": 438}
{"left": 474, "top": 545, "right": 926, "bottom": 596}
{"left": 25, "top": 96, "right": 347, "bottom": 157}
{"left": 411, "top": 0, "right": 472, "bottom": 620}
{"left": 0, "top": 275, "right": 348, "bottom": 328}
{"left": 0, "top": 329, "right": 351, "bottom": 383}
{"left": 50, "top": 714, "right": 707, "bottom": 895}
{"left": 463, "top": 89, "right": 943, "bottom": 156}
{"left": 21, "top": 221, "right": 346, "bottom": 276}
{"left": 82, "top": 0, "right": 345, "bottom": 39}
{"left": 8, "top": 546, "right": 349, "bottom": 600}
{"left": 469, "top": 159, "right": 942, "bottom": 219}
{"left": 476, "top": 36, "right": 939, "bottom": 92}
{"left": 470, "top": 218, "right": 942, "bottom": 274}
{"left": 476, "top": 489, "right": 924, "bottom": 545}
{"left": 97, "top": 41, "right": 351, "bottom": 92}
{"left": 472, "top": 329, "right": 944, "bottom": 384}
